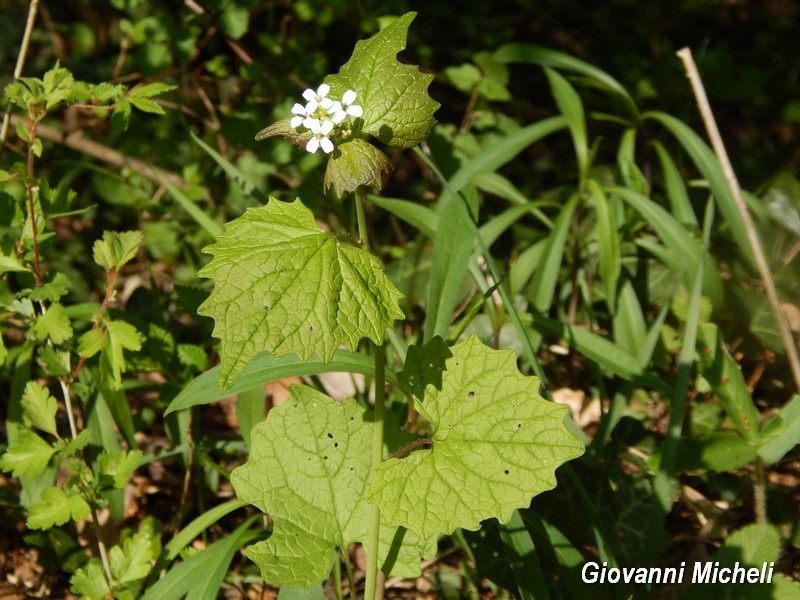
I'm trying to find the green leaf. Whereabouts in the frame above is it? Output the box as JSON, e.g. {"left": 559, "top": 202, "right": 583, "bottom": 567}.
{"left": 92, "top": 230, "right": 144, "bottom": 271}
{"left": 397, "top": 336, "right": 452, "bottom": 401}
{"left": 369, "top": 335, "right": 584, "bottom": 540}
{"left": 0, "top": 253, "right": 30, "bottom": 274}
{"left": 31, "top": 303, "right": 73, "bottom": 344}
{"left": 110, "top": 531, "right": 154, "bottom": 583}
{"left": 166, "top": 348, "right": 401, "bottom": 414}
{"left": 106, "top": 320, "right": 144, "bottom": 389}
{"left": 140, "top": 517, "right": 258, "bottom": 600}
{"left": 544, "top": 67, "right": 588, "bottom": 184}
{"left": 27, "top": 486, "right": 91, "bottom": 529}
{"left": 0, "top": 429, "right": 57, "bottom": 477}
{"left": 696, "top": 323, "right": 760, "bottom": 442}
{"left": 78, "top": 327, "right": 106, "bottom": 358}
{"left": 757, "top": 394, "right": 800, "bottom": 465}
{"left": 98, "top": 449, "right": 143, "bottom": 489}
{"left": 198, "top": 198, "right": 404, "bottom": 389}
{"left": 255, "top": 117, "right": 313, "bottom": 147}
{"left": 28, "top": 272, "right": 71, "bottom": 302}
{"left": 588, "top": 180, "right": 620, "bottom": 313}
{"left": 71, "top": 560, "right": 111, "bottom": 600}
{"left": 326, "top": 12, "right": 439, "bottom": 148}
{"left": 21, "top": 381, "right": 59, "bottom": 437}
{"left": 323, "top": 138, "right": 391, "bottom": 196}
{"left": 231, "top": 386, "right": 436, "bottom": 586}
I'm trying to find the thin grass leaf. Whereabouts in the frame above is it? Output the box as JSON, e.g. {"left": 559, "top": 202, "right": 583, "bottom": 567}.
{"left": 613, "top": 275, "right": 647, "bottom": 357}
{"left": 160, "top": 177, "right": 223, "bottom": 238}
{"left": 190, "top": 131, "right": 266, "bottom": 205}
{"left": 141, "top": 516, "right": 258, "bottom": 600}
{"left": 509, "top": 239, "right": 548, "bottom": 296}
{"left": 588, "top": 180, "right": 621, "bottom": 313}
{"left": 500, "top": 510, "right": 549, "bottom": 600}
{"left": 545, "top": 67, "right": 589, "bottom": 186}
{"left": 236, "top": 387, "right": 265, "bottom": 451}
{"left": 523, "top": 514, "right": 594, "bottom": 600}
{"left": 446, "top": 116, "right": 567, "bottom": 194}
{"left": 150, "top": 499, "right": 248, "bottom": 577}
{"left": 423, "top": 187, "right": 476, "bottom": 341}
{"left": 608, "top": 185, "right": 723, "bottom": 305}
{"left": 530, "top": 194, "right": 578, "bottom": 313}
{"left": 616, "top": 128, "right": 649, "bottom": 196}
{"left": 367, "top": 195, "right": 438, "bottom": 238}
{"left": 644, "top": 200, "right": 713, "bottom": 566}
{"left": 479, "top": 201, "right": 553, "bottom": 248}
{"left": 645, "top": 111, "right": 754, "bottom": 265}
{"left": 493, "top": 44, "right": 639, "bottom": 121}
{"left": 166, "top": 349, "right": 401, "bottom": 415}
{"left": 529, "top": 312, "right": 671, "bottom": 394}
{"left": 652, "top": 140, "right": 697, "bottom": 226}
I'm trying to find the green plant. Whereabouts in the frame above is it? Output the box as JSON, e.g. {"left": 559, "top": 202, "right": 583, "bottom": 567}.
{"left": 173, "top": 13, "right": 584, "bottom": 597}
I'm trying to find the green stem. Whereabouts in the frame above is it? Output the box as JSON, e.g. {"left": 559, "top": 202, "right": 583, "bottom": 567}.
{"left": 355, "top": 187, "right": 371, "bottom": 253}
{"left": 364, "top": 343, "right": 386, "bottom": 600}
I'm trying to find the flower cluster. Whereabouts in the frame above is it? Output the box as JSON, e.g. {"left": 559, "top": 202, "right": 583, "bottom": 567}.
{"left": 290, "top": 84, "right": 363, "bottom": 154}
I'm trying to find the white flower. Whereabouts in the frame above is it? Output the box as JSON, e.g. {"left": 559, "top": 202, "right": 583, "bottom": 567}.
{"left": 331, "top": 89, "right": 363, "bottom": 123}
{"left": 302, "top": 83, "right": 333, "bottom": 113}
{"left": 306, "top": 119, "right": 335, "bottom": 154}
{"left": 290, "top": 103, "right": 308, "bottom": 129}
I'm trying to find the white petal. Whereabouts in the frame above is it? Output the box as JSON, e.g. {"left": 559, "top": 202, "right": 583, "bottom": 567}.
{"left": 319, "top": 119, "right": 334, "bottom": 135}
{"left": 347, "top": 105, "right": 363, "bottom": 118}
{"left": 329, "top": 100, "right": 342, "bottom": 113}
{"left": 319, "top": 97, "right": 334, "bottom": 110}
{"left": 320, "top": 138, "right": 334, "bottom": 154}
{"left": 290, "top": 116, "right": 304, "bottom": 128}
{"left": 302, "top": 88, "right": 316, "bottom": 102}
{"left": 305, "top": 117, "right": 321, "bottom": 132}
{"left": 317, "top": 83, "right": 330, "bottom": 97}
{"left": 291, "top": 103, "right": 307, "bottom": 115}
{"left": 305, "top": 100, "right": 319, "bottom": 113}
{"left": 306, "top": 137, "right": 320, "bottom": 153}
{"left": 342, "top": 89, "right": 357, "bottom": 104}
{"left": 331, "top": 110, "right": 346, "bottom": 124}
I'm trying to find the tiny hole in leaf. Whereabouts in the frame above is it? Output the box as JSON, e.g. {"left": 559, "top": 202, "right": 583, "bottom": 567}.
{"left": 327, "top": 432, "right": 333, "bottom": 438}
{"left": 334, "top": 442, "right": 339, "bottom": 448}
{"left": 467, "top": 390, "right": 475, "bottom": 398}
{"left": 324, "top": 456, "right": 328, "bottom": 460}
{"left": 504, "top": 469, "right": 510, "bottom": 475}
{"left": 310, "top": 325, "right": 314, "bottom": 332}
{"left": 517, "top": 423, "right": 522, "bottom": 428}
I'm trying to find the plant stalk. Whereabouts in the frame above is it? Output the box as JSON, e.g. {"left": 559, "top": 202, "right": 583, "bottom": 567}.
{"left": 355, "top": 187, "right": 371, "bottom": 254}
{"left": 364, "top": 343, "right": 386, "bottom": 600}
{"left": 0, "top": 0, "right": 39, "bottom": 154}
{"left": 676, "top": 47, "right": 800, "bottom": 391}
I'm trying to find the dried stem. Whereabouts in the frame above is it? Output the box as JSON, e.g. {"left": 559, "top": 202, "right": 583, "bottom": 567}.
{"left": 0, "top": 0, "right": 39, "bottom": 154}
{"left": 676, "top": 47, "right": 800, "bottom": 391}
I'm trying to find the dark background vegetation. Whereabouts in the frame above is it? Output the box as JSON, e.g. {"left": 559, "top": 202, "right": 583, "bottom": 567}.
{"left": 1, "top": 0, "right": 798, "bottom": 597}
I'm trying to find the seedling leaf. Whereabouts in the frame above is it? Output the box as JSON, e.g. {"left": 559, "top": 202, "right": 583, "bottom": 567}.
{"left": 370, "top": 335, "right": 584, "bottom": 539}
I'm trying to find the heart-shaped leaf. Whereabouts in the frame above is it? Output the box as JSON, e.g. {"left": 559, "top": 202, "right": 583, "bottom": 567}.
{"left": 370, "top": 335, "right": 584, "bottom": 539}
{"left": 198, "top": 197, "right": 404, "bottom": 389}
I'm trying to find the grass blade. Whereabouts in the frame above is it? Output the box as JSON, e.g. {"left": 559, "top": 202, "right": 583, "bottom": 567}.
{"left": 588, "top": 180, "right": 621, "bottom": 313}
{"left": 368, "top": 195, "right": 438, "bottom": 237}
{"left": 500, "top": 510, "right": 549, "bottom": 600}
{"left": 545, "top": 67, "right": 589, "bottom": 186}
{"left": 160, "top": 176, "right": 223, "bottom": 238}
{"left": 493, "top": 43, "right": 639, "bottom": 121}
{"left": 446, "top": 116, "right": 567, "bottom": 194}
{"left": 652, "top": 140, "right": 697, "bottom": 226}
{"left": 530, "top": 193, "right": 578, "bottom": 313}
{"left": 166, "top": 349, "right": 401, "bottom": 414}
